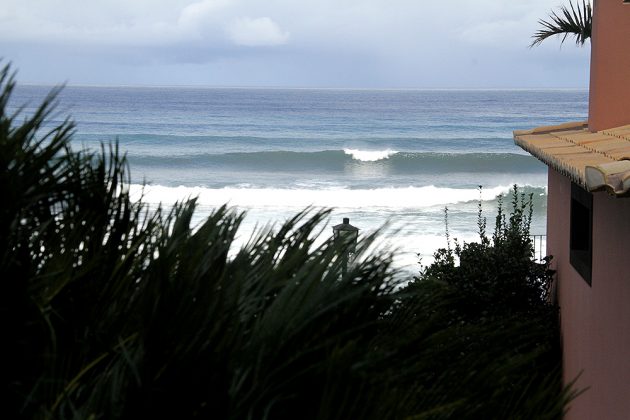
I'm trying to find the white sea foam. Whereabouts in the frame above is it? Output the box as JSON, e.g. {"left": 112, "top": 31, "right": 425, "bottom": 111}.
{"left": 128, "top": 183, "right": 547, "bottom": 274}
{"left": 343, "top": 148, "right": 398, "bottom": 162}
{"left": 129, "top": 184, "right": 513, "bottom": 209}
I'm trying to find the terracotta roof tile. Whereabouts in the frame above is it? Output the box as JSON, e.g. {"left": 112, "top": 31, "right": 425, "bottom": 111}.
{"left": 513, "top": 121, "right": 630, "bottom": 195}
{"left": 603, "top": 125, "right": 630, "bottom": 138}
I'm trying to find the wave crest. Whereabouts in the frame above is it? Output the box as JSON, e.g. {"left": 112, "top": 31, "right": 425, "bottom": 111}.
{"left": 129, "top": 150, "right": 543, "bottom": 175}
{"left": 343, "top": 148, "right": 398, "bottom": 162}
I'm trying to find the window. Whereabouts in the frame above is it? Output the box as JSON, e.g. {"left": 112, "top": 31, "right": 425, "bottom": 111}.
{"left": 570, "top": 182, "right": 593, "bottom": 285}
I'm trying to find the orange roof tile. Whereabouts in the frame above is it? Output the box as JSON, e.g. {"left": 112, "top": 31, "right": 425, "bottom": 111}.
{"left": 513, "top": 121, "right": 630, "bottom": 196}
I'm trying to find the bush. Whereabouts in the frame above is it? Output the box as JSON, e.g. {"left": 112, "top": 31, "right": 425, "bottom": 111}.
{"left": 419, "top": 186, "right": 555, "bottom": 317}
{"left": 402, "top": 187, "right": 572, "bottom": 419}
{"left": 1, "top": 64, "right": 574, "bottom": 419}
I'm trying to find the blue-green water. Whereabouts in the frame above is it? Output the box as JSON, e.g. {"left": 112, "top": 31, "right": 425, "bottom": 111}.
{"left": 10, "top": 86, "right": 588, "bottom": 271}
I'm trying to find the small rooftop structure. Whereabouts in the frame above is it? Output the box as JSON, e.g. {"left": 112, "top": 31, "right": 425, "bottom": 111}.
{"left": 514, "top": 121, "right": 630, "bottom": 196}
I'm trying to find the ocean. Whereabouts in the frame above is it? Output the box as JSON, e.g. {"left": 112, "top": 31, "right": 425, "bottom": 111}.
{"left": 10, "top": 86, "right": 588, "bottom": 273}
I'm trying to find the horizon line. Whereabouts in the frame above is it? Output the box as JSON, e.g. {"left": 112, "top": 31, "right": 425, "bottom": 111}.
{"left": 17, "top": 82, "right": 590, "bottom": 92}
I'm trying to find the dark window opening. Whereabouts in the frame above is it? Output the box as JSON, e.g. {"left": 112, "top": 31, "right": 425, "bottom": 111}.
{"left": 570, "top": 182, "right": 593, "bottom": 285}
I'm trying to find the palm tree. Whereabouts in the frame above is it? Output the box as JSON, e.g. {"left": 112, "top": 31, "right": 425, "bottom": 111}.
{"left": 531, "top": 0, "right": 592, "bottom": 47}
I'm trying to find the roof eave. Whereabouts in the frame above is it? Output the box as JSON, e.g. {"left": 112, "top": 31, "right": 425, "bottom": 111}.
{"left": 513, "top": 120, "right": 630, "bottom": 197}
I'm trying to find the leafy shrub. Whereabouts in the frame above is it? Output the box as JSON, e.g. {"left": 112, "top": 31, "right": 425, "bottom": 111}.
{"left": 402, "top": 187, "right": 571, "bottom": 419}
{"left": 419, "top": 186, "right": 555, "bottom": 317}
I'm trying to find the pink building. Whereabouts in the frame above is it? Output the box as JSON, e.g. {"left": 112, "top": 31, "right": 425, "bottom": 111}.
{"left": 513, "top": 1, "right": 630, "bottom": 418}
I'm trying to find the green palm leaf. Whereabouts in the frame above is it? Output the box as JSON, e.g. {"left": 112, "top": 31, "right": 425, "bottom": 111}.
{"left": 531, "top": 0, "right": 592, "bottom": 47}
{"left": 1, "top": 62, "right": 576, "bottom": 419}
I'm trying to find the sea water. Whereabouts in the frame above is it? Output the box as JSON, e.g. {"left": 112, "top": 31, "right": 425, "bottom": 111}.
{"left": 10, "top": 86, "right": 588, "bottom": 274}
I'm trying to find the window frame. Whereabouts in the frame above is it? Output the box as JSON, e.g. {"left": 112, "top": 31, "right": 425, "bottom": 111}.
{"left": 570, "top": 182, "right": 593, "bottom": 285}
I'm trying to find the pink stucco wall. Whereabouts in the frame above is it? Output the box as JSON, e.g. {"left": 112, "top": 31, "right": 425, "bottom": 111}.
{"left": 547, "top": 168, "right": 630, "bottom": 419}
{"left": 588, "top": 0, "right": 630, "bottom": 132}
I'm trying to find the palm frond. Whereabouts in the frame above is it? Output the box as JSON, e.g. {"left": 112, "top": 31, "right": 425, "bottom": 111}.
{"left": 531, "top": 0, "right": 592, "bottom": 47}
{"left": 1, "top": 61, "right": 576, "bottom": 419}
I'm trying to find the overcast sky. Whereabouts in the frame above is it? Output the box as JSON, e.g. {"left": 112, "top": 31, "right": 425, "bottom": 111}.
{"left": 1, "top": 0, "right": 591, "bottom": 88}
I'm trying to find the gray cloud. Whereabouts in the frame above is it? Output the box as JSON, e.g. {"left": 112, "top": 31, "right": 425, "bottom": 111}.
{"left": 1, "top": 0, "right": 591, "bottom": 87}
{"left": 227, "top": 17, "right": 289, "bottom": 46}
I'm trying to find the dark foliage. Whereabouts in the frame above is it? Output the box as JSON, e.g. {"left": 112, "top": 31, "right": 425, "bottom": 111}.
{"left": 531, "top": 0, "right": 592, "bottom": 47}
{"left": 419, "top": 186, "right": 554, "bottom": 317}
{"left": 1, "top": 64, "right": 575, "bottom": 419}
{"left": 406, "top": 187, "right": 576, "bottom": 419}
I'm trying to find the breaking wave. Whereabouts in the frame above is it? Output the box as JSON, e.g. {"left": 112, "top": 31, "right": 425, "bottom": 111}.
{"left": 129, "top": 184, "right": 535, "bottom": 209}
{"left": 129, "top": 150, "right": 544, "bottom": 174}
